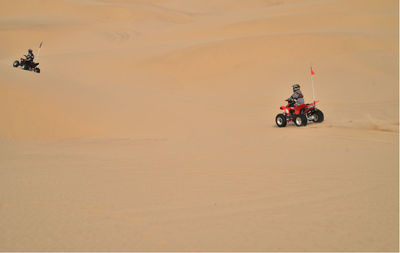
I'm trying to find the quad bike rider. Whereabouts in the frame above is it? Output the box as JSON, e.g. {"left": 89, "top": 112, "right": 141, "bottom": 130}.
{"left": 288, "top": 84, "right": 304, "bottom": 105}
{"left": 25, "top": 49, "right": 35, "bottom": 65}
{"left": 287, "top": 83, "right": 304, "bottom": 113}
{"left": 13, "top": 48, "right": 40, "bottom": 73}
{"left": 275, "top": 83, "right": 324, "bottom": 127}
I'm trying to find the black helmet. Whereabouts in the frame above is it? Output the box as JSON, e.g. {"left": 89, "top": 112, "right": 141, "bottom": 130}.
{"left": 292, "top": 84, "right": 300, "bottom": 92}
{"left": 28, "top": 49, "right": 33, "bottom": 53}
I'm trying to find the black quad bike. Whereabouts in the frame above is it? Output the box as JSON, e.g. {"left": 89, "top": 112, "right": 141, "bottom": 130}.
{"left": 13, "top": 57, "right": 40, "bottom": 73}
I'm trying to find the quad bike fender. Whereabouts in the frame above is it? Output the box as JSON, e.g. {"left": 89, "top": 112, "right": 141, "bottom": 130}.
{"left": 280, "top": 101, "right": 320, "bottom": 115}
{"left": 280, "top": 106, "right": 290, "bottom": 115}
{"left": 293, "top": 104, "right": 307, "bottom": 114}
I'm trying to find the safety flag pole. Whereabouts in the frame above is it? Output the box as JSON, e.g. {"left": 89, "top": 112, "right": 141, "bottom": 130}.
{"left": 36, "top": 41, "right": 43, "bottom": 62}
{"left": 310, "top": 66, "right": 316, "bottom": 106}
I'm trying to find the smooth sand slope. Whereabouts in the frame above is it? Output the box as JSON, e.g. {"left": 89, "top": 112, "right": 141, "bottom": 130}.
{"left": 0, "top": 0, "right": 398, "bottom": 251}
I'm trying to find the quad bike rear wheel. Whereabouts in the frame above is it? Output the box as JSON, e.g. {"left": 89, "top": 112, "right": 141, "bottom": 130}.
{"left": 275, "top": 114, "right": 287, "bottom": 127}
{"left": 312, "top": 109, "right": 324, "bottom": 123}
{"left": 294, "top": 114, "right": 307, "bottom": 127}
{"left": 13, "top": 60, "right": 20, "bottom": 67}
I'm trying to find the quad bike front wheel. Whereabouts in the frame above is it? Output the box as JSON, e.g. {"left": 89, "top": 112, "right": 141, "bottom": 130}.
{"left": 312, "top": 109, "right": 324, "bottom": 123}
{"left": 13, "top": 60, "right": 20, "bottom": 67}
{"left": 294, "top": 114, "right": 307, "bottom": 127}
{"left": 34, "top": 68, "right": 40, "bottom": 73}
{"left": 275, "top": 114, "right": 287, "bottom": 127}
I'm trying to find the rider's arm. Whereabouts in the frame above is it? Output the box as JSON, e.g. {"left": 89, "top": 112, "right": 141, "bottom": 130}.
{"left": 291, "top": 92, "right": 299, "bottom": 100}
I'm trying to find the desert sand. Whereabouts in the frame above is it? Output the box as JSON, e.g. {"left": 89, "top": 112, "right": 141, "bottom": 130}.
{"left": 0, "top": 0, "right": 398, "bottom": 251}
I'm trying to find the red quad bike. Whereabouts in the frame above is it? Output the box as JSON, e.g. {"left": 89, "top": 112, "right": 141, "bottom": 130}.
{"left": 13, "top": 57, "right": 40, "bottom": 73}
{"left": 275, "top": 98, "right": 324, "bottom": 127}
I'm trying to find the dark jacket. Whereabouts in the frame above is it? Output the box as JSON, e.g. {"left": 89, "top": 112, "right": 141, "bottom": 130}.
{"left": 26, "top": 52, "right": 34, "bottom": 62}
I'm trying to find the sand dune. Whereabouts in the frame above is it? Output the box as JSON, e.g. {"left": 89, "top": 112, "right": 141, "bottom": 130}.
{"left": 0, "top": 0, "right": 398, "bottom": 251}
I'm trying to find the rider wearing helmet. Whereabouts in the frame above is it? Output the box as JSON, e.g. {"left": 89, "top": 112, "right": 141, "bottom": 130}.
{"left": 25, "top": 49, "right": 34, "bottom": 63}
{"left": 288, "top": 84, "right": 304, "bottom": 106}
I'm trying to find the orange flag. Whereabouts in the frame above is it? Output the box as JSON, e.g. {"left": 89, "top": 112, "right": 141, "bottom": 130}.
{"left": 311, "top": 66, "right": 315, "bottom": 75}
